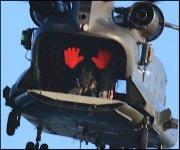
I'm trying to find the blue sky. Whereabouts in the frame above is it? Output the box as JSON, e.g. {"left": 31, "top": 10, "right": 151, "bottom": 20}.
{"left": 1, "top": 1, "right": 179, "bottom": 149}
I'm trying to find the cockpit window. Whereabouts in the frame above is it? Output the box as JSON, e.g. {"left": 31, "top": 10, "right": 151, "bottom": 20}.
{"left": 36, "top": 32, "right": 127, "bottom": 99}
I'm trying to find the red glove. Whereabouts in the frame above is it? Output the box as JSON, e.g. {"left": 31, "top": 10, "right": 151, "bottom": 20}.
{"left": 64, "top": 47, "right": 84, "bottom": 69}
{"left": 91, "top": 50, "right": 112, "bottom": 69}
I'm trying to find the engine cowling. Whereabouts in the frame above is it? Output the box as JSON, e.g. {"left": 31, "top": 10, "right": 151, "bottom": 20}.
{"left": 129, "top": 2, "right": 165, "bottom": 41}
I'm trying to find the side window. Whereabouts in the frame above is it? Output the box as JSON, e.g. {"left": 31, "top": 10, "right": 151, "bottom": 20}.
{"left": 115, "top": 79, "right": 127, "bottom": 94}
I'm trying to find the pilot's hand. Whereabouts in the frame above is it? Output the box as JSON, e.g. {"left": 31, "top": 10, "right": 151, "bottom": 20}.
{"left": 64, "top": 47, "right": 84, "bottom": 69}
{"left": 91, "top": 50, "right": 112, "bottom": 69}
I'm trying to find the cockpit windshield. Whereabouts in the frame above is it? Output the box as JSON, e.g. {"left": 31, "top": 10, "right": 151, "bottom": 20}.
{"left": 36, "top": 32, "right": 127, "bottom": 100}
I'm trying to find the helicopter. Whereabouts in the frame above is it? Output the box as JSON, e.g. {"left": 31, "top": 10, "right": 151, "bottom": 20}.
{"left": 2, "top": 1, "right": 179, "bottom": 149}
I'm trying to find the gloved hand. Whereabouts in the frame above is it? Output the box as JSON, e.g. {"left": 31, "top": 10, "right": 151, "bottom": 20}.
{"left": 64, "top": 47, "right": 84, "bottom": 69}
{"left": 91, "top": 50, "right": 112, "bottom": 69}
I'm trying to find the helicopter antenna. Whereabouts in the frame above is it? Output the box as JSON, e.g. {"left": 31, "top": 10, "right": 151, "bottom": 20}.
{"left": 25, "top": 50, "right": 31, "bottom": 62}
{"left": 165, "top": 22, "right": 179, "bottom": 30}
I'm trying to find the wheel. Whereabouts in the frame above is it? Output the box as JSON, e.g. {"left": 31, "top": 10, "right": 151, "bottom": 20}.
{"left": 6, "top": 111, "right": 17, "bottom": 136}
{"left": 137, "top": 127, "right": 149, "bottom": 149}
{"left": 40, "top": 143, "right": 48, "bottom": 149}
{"left": 26, "top": 142, "right": 35, "bottom": 149}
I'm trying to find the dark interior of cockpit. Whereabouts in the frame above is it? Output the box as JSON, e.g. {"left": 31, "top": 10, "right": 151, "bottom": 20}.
{"left": 36, "top": 32, "right": 127, "bottom": 100}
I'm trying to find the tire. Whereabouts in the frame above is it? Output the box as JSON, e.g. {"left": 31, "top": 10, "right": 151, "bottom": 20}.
{"left": 40, "top": 144, "right": 48, "bottom": 149}
{"left": 138, "top": 127, "right": 149, "bottom": 149}
{"left": 26, "top": 142, "right": 35, "bottom": 149}
{"left": 6, "top": 111, "right": 17, "bottom": 136}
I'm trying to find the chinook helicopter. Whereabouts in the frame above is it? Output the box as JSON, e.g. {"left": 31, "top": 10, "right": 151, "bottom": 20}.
{"left": 2, "top": 1, "right": 179, "bottom": 149}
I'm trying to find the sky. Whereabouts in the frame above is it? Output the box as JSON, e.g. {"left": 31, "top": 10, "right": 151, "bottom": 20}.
{"left": 1, "top": 1, "right": 179, "bottom": 149}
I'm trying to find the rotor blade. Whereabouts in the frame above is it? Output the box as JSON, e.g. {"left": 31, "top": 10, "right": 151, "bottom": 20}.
{"left": 143, "top": 1, "right": 159, "bottom": 3}
{"left": 17, "top": 1, "right": 29, "bottom": 3}
{"left": 165, "top": 22, "right": 179, "bottom": 30}
{"left": 142, "top": 1, "right": 162, "bottom": 5}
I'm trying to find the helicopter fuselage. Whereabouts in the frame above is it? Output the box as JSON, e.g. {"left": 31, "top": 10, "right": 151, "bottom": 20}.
{"left": 4, "top": 1, "right": 178, "bottom": 149}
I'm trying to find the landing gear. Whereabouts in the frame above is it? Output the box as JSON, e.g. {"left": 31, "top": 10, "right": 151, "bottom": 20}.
{"left": 6, "top": 110, "right": 21, "bottom": 136}
{"left": 3, "top": 86, "right": 11, "bottom": 106}
{"left": 137, "top": 116, "right": 151, "bottom": 149}
{"left": 99, "top": 144, "right": 105, "bottom": 150}
{"left": 96, "top": 145, "right": 105, "bottom": 150}
{"left": 95, "top": 135, "right": 105, "bottom": 149}
{"left": 40, "top": 144, "right": 48, "bottom": 149}
{"left": 26, "top": 142, "right": 35, "bottom": 149}
{"left": 109, "top": 145, "right": 125, "bottom": 149}
{"left": 25, "top": 126, "right": 49, "bottom": 149}
{"left": 35, "top": 126, "right": 43, "bottom": 149}
{"left": 138, "top": 126, "right": 149, "bottom": 149}
{"left": 158, "top": 143, "right": 163, "bottom": 149}
{"left": 4, "top": 86, "right": 21, "bottom": 136}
